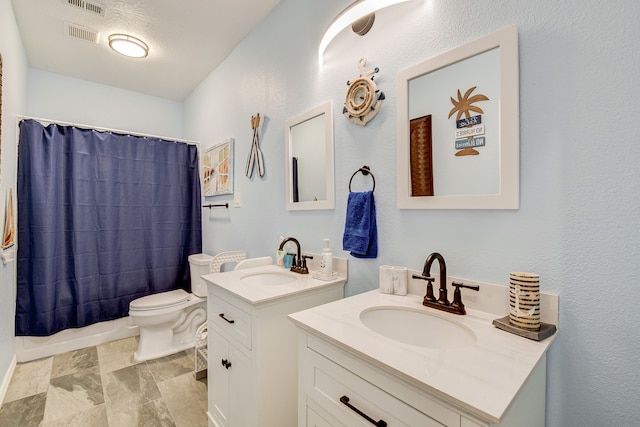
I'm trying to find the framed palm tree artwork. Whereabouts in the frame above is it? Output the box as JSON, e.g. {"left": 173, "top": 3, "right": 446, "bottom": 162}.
{"left": 397, "top": 26, "right": 519, "bottom": 210}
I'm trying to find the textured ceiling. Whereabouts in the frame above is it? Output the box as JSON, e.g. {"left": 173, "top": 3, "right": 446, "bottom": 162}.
{"left": 11, "top": 0, "right": 281, "bottom": 101}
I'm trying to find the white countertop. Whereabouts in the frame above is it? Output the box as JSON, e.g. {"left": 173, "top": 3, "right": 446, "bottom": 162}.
{"left": 202, "top": 264, "right": 346, "bottom": 306}
{"left": 288, "top": 289, "right": 557, "bottom": 424}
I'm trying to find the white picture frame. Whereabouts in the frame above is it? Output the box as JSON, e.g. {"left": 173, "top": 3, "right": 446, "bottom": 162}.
{"left": 202, "top": 138, "right": 233, "bottom": 197}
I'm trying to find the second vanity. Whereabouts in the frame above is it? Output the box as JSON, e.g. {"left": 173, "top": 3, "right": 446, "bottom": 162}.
{"left": 289, "top": 274, "right": 558, "bottom": 427}
{"left": 202, "top": 258, "right": 348, "bottom": 427}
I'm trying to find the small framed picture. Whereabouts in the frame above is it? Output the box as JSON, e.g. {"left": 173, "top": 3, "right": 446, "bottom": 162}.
{"left": 202, "top": 138, "right": 233, "bottom": 196}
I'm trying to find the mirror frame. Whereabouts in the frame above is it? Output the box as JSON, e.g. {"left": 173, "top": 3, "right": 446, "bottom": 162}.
{"left": 285, "top": 101, "right": 335, "bottom": 210}
{"left": 397, "top": 25, "right": 519, "bottom": 209}
{"left": 0, "top": 53, "right": 3, "bottom": 184}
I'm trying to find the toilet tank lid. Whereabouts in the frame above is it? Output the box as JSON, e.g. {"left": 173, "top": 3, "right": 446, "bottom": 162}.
{"left": 188, "top": 253, "right": 214, "bottom": 265}
{"left": 130, "top": 289, "right": 190, "bottom": 310}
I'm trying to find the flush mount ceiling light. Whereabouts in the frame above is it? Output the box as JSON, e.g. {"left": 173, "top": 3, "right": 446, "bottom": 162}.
{"left": 318, "top": 0, "right": 411, "bottom": 65}
{"left": 108, "top": 34, "right": 149, "bottom": 58}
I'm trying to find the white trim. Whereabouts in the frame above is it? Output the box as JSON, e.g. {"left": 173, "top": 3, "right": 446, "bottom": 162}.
{"left": 15, "top": 317, "right": 139, "bottom": 363}
{"left": 0, "top": 355, "right": 17, "bottom": 407}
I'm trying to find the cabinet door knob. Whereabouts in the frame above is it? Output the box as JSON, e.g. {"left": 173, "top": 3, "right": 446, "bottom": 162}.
{"left": 221, "top": 359, "right": 232, "bottom": 369}
{"left": 339, "top": 395, "right": 387, "bottom": 427}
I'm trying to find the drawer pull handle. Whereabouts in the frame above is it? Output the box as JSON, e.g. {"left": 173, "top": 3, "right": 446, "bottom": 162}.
{"left": 219, "top": 313, "right": 235, "bottom": 324}
{"left": 221, "top": 359, "right": 232, "bottom": 369}
{"left": 339, "top": 395, "right": 387, "bottom": 427}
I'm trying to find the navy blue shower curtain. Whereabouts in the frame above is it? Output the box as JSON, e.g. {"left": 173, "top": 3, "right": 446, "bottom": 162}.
{"left": 15, "top": 119, "right": 202, "bottom": 336}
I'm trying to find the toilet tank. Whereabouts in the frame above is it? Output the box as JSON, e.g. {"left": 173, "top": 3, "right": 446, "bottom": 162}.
{"left": 188, "top": 253, "right": 214, "bottom": 297}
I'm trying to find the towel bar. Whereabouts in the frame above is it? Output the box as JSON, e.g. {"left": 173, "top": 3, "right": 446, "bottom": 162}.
{"left": 203, "top": 203, "right": 229, "bottom": 209}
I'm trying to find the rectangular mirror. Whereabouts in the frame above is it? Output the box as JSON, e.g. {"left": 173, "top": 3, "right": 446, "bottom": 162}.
{"left": 285, "top": 101, "right": 335, "bottom": 210}
{"left": 397, "top": 25, "right": 519, "bottom": 209}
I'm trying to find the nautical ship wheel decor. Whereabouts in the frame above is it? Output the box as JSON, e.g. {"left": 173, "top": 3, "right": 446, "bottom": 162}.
{"left": 343, "top": 57, "right": 385, "bottom": 126}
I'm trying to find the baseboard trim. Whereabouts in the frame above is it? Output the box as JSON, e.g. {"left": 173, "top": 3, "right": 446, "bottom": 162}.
{"left": 0, "top": 355, "right": 17, "bottom": 407}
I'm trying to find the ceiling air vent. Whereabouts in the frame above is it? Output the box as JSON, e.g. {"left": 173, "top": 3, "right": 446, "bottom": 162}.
{"left": 64, "top": 0, "right": 106, "bottom": 17}
{"left": 65, "top": 22, "right": 100, "bottom": 44}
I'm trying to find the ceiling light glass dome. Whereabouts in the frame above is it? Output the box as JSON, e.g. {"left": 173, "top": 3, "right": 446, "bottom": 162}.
{"left": 108, "top": 34, "right": 149, "bottom": 58}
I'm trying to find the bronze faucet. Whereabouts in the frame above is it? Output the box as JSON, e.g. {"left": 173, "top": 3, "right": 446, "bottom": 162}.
{"left": 278, "top": 237, "right": 312, "bottom": 274}
{"left": 412, "top": 252, "right": 479, "bottom": 315}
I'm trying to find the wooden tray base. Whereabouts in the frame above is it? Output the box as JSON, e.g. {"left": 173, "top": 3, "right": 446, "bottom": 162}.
{"left": 492, "top": 315, "right": 557, "bottom": 341}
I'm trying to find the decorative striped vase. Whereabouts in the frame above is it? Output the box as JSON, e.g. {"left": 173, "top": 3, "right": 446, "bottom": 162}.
{"left": 509, "top": 272, "right": 541, "bottom": 330}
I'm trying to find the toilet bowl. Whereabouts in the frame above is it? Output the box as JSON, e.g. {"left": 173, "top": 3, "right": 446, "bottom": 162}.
{"left": 128, "top": 253, "right": 213, "bottom": 362}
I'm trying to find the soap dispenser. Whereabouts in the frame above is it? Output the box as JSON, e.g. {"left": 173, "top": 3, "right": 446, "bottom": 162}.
{"left": 277, "top": 235, "right": 285, "bottom": 267}
{"left": 320, "top": 239, "right": 333, "bottom": 275}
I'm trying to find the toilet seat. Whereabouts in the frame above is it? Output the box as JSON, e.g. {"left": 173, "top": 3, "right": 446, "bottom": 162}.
{"left": 130, "top": 289, "right": 191, "bottom": 312}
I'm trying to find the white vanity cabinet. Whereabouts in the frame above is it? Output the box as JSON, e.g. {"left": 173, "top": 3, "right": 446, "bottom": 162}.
{"left": 290, "top": 289, "right": 557, "bottom": 427}
{"left": 298, "top": 335, "right": 460, "bottom": 426}
{"left": 203, "top": 265, "right": 346, "bottom": 427}
{"left": 296, "top": 332, "right": 547, "bottom": 427}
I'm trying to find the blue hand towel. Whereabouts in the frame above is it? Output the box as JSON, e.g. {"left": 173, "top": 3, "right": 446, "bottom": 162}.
{"left": 342, "top": 191, "right": 377, "bottom": 258}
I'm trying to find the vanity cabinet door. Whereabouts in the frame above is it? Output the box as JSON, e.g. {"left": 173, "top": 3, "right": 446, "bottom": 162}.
{"left": 209, "top": 330, "right": 252, "bottom": 427}
{"left": 210, "top": 331, "right": 230, "bottom": 426}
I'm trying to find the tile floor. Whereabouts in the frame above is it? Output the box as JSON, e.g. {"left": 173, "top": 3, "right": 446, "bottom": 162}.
{"left": 0, "top": 336, "right": 208, "bottom": 427}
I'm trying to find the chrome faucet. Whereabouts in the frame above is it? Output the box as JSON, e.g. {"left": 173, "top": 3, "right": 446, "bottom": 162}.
{"left": 278, "top": 237, "right": 312, "bottom": 274}
{"left": 412, "top": 252, "right": 479, "bottom": 315}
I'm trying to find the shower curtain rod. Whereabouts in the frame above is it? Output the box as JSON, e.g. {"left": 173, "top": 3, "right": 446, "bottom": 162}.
{"left": 16, "top": 115, "right": 200, "bottom": 146}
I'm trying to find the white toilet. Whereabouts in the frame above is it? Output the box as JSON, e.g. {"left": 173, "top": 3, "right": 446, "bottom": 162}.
{"left": 128, "top": 253, "right": 213, "bottom": 362}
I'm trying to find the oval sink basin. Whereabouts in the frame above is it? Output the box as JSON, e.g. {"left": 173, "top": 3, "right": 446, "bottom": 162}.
{"left": 240, "top": 271, "right": 298, "bottom": 286}
{"left": 360, "top": 307, "right": 477, "bottom": 349}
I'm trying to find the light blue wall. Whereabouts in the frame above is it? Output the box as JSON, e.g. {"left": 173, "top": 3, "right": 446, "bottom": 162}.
{"left": 0, "top": 0, "right": 28, "bottom": 396}
{"left": 27, "top": 69, "right": 184, "bottom": 139}
{"left": 185, "top": 0, "right": 640, "bottom": 425}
